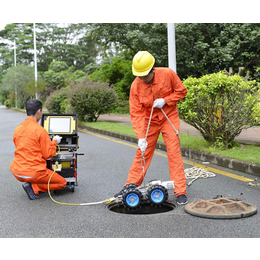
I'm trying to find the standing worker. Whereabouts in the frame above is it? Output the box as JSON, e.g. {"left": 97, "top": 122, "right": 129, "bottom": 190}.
{"left": 116, "top": 51, "right": 188, "bottom": 205}
{"left": 10, "top": 99, "right": 67, "bottom": 200}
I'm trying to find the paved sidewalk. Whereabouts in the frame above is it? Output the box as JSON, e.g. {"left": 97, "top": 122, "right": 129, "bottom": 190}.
{"left": 98, "top": 114, "right": 260, "bottom": 145}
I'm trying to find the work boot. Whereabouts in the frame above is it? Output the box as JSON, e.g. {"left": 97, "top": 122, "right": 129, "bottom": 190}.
{"left": 22, "top": 183, "right": 39, "bottom": 200}
{"left": 176, "top": 194, "right": 188, "bottom": 205}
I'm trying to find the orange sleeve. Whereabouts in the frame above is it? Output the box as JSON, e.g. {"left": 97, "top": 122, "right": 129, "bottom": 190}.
{"left": 39, "top": 129, "right": 57, "bottom": 159}
{"left": 163, "top": 69, "right": 187, "bottom": 106}
{"left": 129, "top": 83, "right": 147, "bottom": 139}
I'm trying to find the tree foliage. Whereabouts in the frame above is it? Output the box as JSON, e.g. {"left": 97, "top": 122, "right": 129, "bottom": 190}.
{"left": 175, "top": 23, "right": 260, "bottom": 81}
{"left": 0, "top": 64, "right": 45, "bottom": 108}
{"left": 48, "top": 61, "right": 68, "bottom": 72}
{"left": 179, "top": 71, "right": 260, "bottom": 148}
{"left": 1, "top": 23, "right": 260, "bottom": 84}
{"left": 43, "top": 70, "right": 66, "bottom": 90}
{"left": 89, "top": 56, "right": 134, "bottom": 95}
{"left": 89, "top": 23, "right": 168, "bottom": 66}
{"left": 0, "top": 23, "right": 98, "bottom": 75}
{"left": 88, "top": 56, "right": 135, "bottom": 113}
{"left": 88, "top": 23, "right": 260, "bottom": 81}
{"left": 42, "top": 61, "right": 86, "bottom": 101}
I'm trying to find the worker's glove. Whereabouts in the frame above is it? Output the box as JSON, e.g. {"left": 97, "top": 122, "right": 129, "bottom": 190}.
{"left": 153, "top": 98, "right": 166, "bottom": 109}
{"left": 138, "top": 138, "right": 148, "bottom": 152}
{"left": 53, "top": 135, "right": 62, "bottom": 144}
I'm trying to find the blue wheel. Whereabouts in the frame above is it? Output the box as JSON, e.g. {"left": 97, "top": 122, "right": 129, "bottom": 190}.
{"left": 126, "top": 193, "right": 139, "bottom": 207}
{"left": 147, "top": 185, "right": 168, "bottom": 206}
{"left": 151, "top": 189, "right": 164, "bottom": 203}
{"left": 122, "top": 188, "right": 142, "bottom": 209}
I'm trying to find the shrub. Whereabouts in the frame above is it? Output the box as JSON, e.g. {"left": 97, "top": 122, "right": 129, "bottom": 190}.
{"left": 4, "top": 99, "right": 11, "bottom": 108}
{"left": 48, "top": 61, "right": 69, "bottom": 72}
{"left": 0, "top": 87, "right": 10, "bottom": 105}
{"left": 179, "top": 71, "right": 260, "bottom": 148}
{"left": 43, "top": 70, "right": 66, "bottom": 91}
{"left": 4, "top": 92, "right": 15, "bottom": 108}
{"left": 45, "top": 89, "right": 70, "bottom": 113}
{"left": 69, "top": 78, "right": 118, "bottom": 121}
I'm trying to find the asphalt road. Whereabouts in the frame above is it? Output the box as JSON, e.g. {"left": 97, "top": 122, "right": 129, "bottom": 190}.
{"left": 1, "top": 106, "right": 260, "bottom": 241}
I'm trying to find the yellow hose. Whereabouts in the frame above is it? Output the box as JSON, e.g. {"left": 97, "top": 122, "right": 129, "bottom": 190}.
{"left": 47, "top": 166, "right": 116, "bottom": 206}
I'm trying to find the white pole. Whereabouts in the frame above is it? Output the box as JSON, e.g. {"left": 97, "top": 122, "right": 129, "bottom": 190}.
{"left": 167, "top": 23, "right": 177, "bottom": 73}
{"left": 14, "top": 40, "right": 16, "bottom": 66}
{"left": 14, "top": 40, "right": 17, "bottom": 108}
{"left": 33, "top": 23, "right": 38, "bottom": 99}
{"left": 1, "top": 39, "right": 18, "bottom": 107}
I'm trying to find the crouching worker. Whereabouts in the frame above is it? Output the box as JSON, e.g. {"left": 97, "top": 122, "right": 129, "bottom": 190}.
{"left": 10, "top": 99, "right": 67, "bottom": 200}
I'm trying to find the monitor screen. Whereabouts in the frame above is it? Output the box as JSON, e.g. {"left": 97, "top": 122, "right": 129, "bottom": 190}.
{"left": 49, "top": 117, "right": 71, "bottom": 133}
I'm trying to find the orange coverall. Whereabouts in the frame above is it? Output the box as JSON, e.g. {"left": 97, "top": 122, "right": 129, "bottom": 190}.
{"left": 125, "top": 67, "right": 187, "bottom": 196}
{"left": 10, "top": 117, "right": 66, "bottom": 194}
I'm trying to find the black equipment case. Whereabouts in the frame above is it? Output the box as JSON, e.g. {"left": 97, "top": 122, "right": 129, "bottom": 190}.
{"left": 41, "top": 113, "right": 83, "bottom": 191}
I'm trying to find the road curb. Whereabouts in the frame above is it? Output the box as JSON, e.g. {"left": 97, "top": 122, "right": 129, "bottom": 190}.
{"left": 181, "top": 147, "right": 260, "bottom": 176}
{"left": 79, "top": 123, "right": 260, "bottom": 178}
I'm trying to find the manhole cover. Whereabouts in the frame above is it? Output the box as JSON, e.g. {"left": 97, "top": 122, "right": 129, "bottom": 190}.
{"left": 108, "top": 201, "right": 175, "bottom": 215}
{"left": 185, "top": 197, "right": 257, "bottom": 219}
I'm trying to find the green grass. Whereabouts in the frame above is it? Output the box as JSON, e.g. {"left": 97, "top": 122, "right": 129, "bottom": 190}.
{"left": 81, "top": 121, "right": 260, "bottom": 164}
{"left": 81, "top": 121, "right": 137, "bottom": 136}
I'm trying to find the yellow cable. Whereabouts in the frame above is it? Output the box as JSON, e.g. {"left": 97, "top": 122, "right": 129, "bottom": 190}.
{"left": 54, "top": 145, "right": 60, "bottom": 156}
{"left": 49, "top": 145, "right": 81, "bottom": 205}
{"left": 47, "top": 165, "right": 116, "bottom": 206}
{"left": 48, "top": 167, "right": 82, "bottom": 206}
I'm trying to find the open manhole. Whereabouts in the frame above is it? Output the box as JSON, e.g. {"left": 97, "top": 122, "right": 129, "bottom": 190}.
{"left": 108, "top": 201, "right": 175, "bottom": 215}
{"left": 185, "top": 197, "right": 257, "bottom": 219}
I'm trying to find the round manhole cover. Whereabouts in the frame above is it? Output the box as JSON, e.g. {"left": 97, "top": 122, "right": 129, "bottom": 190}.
{"left": 107, "top": 201, "right": 175, "bottom": 215}
{"left": 185, "top": 197, "right": 257, "bottom": 219}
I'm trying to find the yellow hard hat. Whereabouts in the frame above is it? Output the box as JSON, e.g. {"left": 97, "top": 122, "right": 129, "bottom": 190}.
{"left": 132, "top": 51, "right": 155, "bottom": 76}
